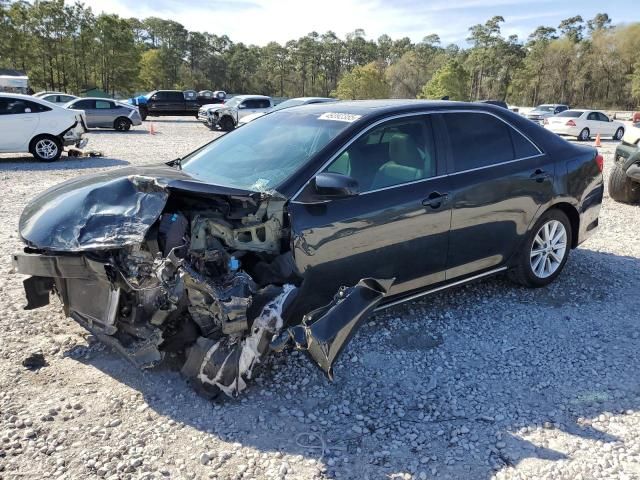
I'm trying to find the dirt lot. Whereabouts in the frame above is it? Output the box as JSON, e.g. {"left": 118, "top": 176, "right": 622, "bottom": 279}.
{"left": 1, "top": 118, "right": 639, "bottom": 480}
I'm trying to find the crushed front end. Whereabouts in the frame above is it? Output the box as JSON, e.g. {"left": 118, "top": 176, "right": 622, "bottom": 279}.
{"left": 12, "top": 168, "right": 391, "bottom": 398}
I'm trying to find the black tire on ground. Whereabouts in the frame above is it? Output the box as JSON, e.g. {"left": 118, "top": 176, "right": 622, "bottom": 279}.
{"left": 614, "top": 127, "right": 624, "bottom": 141}
{"left": 219, "top": 116, "right": 235, "bottom": 132}
{"left": 578, "top": 128, "right": 590, "bottom": 141}
{"left": 114, "top": 117, "right": 132, "bottom": 131}
{"left": 139, "top": 107, "right": 148, "bottom": 121}
{"left": 508, "top": 209, "right": 572, "bottom": 288}
{"left": 29, "top": 135, "right": 62, "bottom": 162}
{"left": 608, "top": 163, "right": 640, "bottom": 204}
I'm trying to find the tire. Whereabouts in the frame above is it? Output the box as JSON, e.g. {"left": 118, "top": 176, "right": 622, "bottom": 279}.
{"left": 139, "top": 107, "right": 148, "bottom": 121}
{"left": 614, "top": 127, "right": 624, "bottom": 141}
{"left": 508, "top": 209, "right": 572, "bottom": 288}
{"left": 578, "top": 128, "right": 590, "bottom": 141}
{"left": 219, "top": 116, "right": 235, "bottom": 132}
{"left": 30, "top": 135, "right": 62, "bottom": 162}
{"left": 114, "top": 117, "right": 131, "bottom": 131}
{"left": 608, "top": 163, "right": 640, "bottom": 204}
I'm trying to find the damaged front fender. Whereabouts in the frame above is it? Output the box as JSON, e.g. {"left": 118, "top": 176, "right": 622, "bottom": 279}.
{"left": 271, "top": 278, "right": 393, "bottom": 379}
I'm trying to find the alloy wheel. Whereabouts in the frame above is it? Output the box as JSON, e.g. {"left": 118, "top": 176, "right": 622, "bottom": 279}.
{"left": 35, "top": 139, "right": 59, "bottom": 160}
{"left": 530, "top": 220, "right": 567, "bottom": 279}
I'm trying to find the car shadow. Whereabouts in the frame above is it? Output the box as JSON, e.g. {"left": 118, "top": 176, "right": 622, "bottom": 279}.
{"left": 0, "top": 156, "right": 129, "bottom": 171}
{"left": 87, "top": 129, "right": 149, "bottom": 135}
{"left": 68, "top": 246, "right": 640, "bottom": 479}
{"left": 144, "top": 118, "right": 201, "bottom": 123}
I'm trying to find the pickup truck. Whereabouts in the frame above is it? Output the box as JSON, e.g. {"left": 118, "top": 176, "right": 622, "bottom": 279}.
{"left": 129, "top": 90, "right": 225, "bottom": 120}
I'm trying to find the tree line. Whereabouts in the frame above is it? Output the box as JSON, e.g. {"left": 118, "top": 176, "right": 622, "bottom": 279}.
{"left": 1, "top": 1, "right": 639, "bottom": 108}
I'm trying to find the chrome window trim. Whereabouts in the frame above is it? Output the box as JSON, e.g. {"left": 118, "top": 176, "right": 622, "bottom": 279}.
{"left": 290, "top": 108, "right": 544, "bottom": 203}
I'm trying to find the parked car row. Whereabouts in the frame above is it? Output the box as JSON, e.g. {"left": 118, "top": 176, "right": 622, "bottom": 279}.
{"left": 198, "top": 95, "right": 336, "bottom": 131}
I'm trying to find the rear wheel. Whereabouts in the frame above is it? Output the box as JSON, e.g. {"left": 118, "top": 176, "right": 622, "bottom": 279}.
{"left": 508, "top": 209, "right": 572, "bottom": 288}
{"left": 578, "top": 128, "right": 590, "bottom": 141}
{"left": 114, "top": 117, "right": 131, "bottom": 131}
{"left": 30, "top": 135, "right": 62, "bottom": 162}
{"left": 608, "top": 163, "right": 640, "bottom": 204}
{"left": 614, "top": 127, "right": 624, "bottom": 141}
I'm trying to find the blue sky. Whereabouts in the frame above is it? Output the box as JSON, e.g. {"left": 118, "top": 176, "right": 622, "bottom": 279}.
{"left": 90, "top": 0, "right": 638, "bottom": 46}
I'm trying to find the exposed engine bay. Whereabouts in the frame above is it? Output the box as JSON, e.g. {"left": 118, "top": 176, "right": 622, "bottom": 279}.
{"left": 13, "top": 175, "right": 392, "bottom": 398}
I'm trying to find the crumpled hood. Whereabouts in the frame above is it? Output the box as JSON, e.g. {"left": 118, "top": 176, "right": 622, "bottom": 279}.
{"left": 19, "top": 165, "right": 259, "bottom": 252}
{"left": 202, "top": 104, "right": 232, "bottom": 113}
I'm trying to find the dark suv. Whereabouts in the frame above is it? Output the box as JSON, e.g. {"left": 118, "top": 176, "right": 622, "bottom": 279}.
{"left": 12, "top": 100, "right": 604, "bottom": 397}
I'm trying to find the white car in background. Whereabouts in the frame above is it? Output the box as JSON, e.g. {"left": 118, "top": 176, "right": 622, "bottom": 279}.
{"left": 198, "top": 95, "right": 273, "bottom": 131}
{"left": 34, "top": 92, "right": 78, "bottom": 105}
{"left": 238, "top": 97, "right": 336, "bottom": 126}
{"left": 545, "top": 109, "right": 625, "bottom": 141}
{"left": 0, "top": 93, "right": 87, "bottom": 161}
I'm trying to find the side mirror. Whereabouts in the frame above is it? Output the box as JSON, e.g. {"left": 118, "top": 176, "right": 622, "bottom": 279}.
{"left": 151, "top": 95, "right": 158, "bottom": 101}
{"left": 238, "top": 104, "right": 246, "bottom": 109}
{"left": 313, "top": 172, "right": 359, "bottom": 199}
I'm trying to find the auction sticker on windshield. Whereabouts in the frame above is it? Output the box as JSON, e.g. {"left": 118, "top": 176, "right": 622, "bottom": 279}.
{"left": 318, "top": 112, "right": 362, "bottom": 123}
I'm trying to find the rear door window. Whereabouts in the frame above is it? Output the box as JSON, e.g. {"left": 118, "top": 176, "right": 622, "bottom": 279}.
{"left": 96, "top": 100, "right": 114, "bottom": 109}
{"left": 443, "top": 112, "right": 539, "bottom": 173}
{"left": 0, "top": 98, "right": 50, "bottom": 114}
{"left": 167, "top": 92, "right": 184, "bottom": 102}
{"left": 73, "top": 99, "right": 96, "bottom": 110}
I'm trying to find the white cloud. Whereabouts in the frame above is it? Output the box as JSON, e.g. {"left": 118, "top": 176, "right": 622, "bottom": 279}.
{"left": 86, "top": 0, "right": 567, "bottom": 45}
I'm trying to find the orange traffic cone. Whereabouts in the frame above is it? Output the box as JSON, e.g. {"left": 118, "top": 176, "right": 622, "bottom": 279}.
{"left": 594, "top": 133, "right": 601, "bottom": 147}
{"left": 149, "top": 122, "right": 156, "bottom": 135}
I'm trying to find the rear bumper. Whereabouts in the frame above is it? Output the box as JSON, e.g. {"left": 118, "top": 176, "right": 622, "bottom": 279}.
{"left": 546, "top": 124, "right": 580, "bottom": 137}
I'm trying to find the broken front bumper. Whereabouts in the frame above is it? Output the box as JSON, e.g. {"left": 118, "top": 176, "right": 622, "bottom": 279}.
{"left": 13, "top": 249, "right": 394, "bottom": 397}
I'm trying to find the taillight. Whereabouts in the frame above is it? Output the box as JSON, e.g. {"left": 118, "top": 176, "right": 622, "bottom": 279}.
{"left": 595, "top": 154, "right": 604, "bottom": 172}
{"left": 566, "top": 120, "right": 576, "bottom": 126}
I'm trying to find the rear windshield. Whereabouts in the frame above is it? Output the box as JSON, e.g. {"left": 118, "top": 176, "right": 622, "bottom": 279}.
{"left": 556, "top": 110, "right": 582, "bottom": 118}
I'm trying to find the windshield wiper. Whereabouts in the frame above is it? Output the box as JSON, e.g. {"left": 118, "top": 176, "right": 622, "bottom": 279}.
{"left": 166, "top": 157, "right": 182, "bottom": 170}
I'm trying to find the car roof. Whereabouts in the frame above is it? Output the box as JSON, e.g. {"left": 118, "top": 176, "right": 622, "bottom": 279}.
{"left": 69, "top": 97, "right": 115, "bottom": 101}
{"left": 234, "top": 94, "right": 272, "bottom": 100}
{"left": 288, "top": 99, "right": 503, "bottom": 117}
{"left": 40, "top": 92, "right": 75, "bottom": 96}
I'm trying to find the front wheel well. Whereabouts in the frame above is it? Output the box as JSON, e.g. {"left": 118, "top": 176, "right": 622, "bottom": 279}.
{"left": 545, "top": 203, "right": 580, "bottom": 248}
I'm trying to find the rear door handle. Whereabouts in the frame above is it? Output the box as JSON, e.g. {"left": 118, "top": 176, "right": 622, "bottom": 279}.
{"left": 422, "top": 192, "right": 449, "bottom": 209}
{"left": 530, "top": 169, "right": 551, "bottom": 182}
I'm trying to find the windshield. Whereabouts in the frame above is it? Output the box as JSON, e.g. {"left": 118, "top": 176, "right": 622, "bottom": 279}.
{"left": 181, "top": 109, "right": 353, "bottom": 191}
{"left": 223, "top": 97, "right": 242, "bottom": 108}
{"left": 556, "top": 110, "right": 582, "bottom": 118}
{"left": 535, "top": 105, "right": 555, "bottom": 113}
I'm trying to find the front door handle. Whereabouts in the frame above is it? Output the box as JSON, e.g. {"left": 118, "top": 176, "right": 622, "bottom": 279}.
{"left": 530, "top": 169, "right": 551, "bottom": 182}
{"left": 422, "top": 192, "right": 449, "bottom": 209}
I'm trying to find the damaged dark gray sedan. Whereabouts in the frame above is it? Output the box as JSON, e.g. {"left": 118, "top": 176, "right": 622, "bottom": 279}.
{"left": 12, "top": 100, "right": 604, "bottom": 397}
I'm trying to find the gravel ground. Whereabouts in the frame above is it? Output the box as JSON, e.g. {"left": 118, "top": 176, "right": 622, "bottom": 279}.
{"left": 1, "top": 118, "right": 639, "bottom": 480}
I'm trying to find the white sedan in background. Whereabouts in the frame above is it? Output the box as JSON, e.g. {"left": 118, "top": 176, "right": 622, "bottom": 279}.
{"left": 545, "top": 109, "right": 625, "bottom": 141}
{"left": 0, "top": 93, "right": 87, "bottom": 161}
